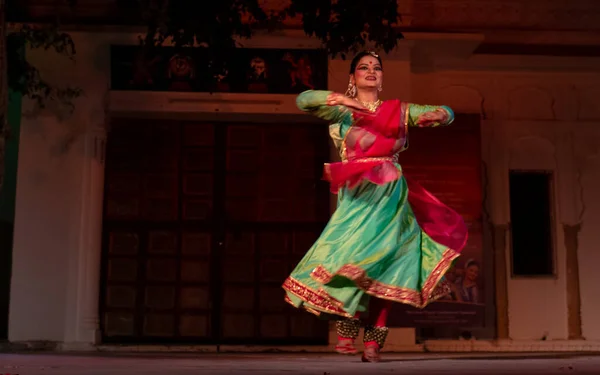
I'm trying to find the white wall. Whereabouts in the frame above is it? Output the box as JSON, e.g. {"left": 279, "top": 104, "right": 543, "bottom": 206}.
{"left": 10, "top": 111, "right": 80, "bottom": 340}
{"left": 8, "top": 32, "right": 137, "bottom": 343}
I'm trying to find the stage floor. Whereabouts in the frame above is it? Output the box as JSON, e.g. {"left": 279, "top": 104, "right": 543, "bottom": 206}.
{"left": 1, "top": 352, "right": 598, "bottom": 375}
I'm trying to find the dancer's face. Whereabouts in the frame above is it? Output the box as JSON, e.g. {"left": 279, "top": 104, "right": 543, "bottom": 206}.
{"left": 351, "top": 55, "right": 383, "bottom": 93}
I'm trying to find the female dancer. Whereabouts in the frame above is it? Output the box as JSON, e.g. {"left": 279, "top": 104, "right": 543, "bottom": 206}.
{"left": 282, "top": 51, "right": 468, "bottom": 362}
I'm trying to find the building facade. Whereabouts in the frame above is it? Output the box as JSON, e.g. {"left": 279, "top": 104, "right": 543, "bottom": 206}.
{"left": 4, "top": 0, "right": 600, "bottom": 352}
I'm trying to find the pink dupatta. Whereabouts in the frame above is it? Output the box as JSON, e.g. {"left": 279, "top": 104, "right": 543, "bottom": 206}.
{"left": 323, "top": 100, "right": 468, "bottom": 252}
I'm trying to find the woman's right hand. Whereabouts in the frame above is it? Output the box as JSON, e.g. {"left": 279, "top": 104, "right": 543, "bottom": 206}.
{"left": 326, "top": 93, "right": 366, "bottom": 112}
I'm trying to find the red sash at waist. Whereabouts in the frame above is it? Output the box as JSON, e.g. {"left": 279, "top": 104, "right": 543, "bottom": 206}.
{"left": 323, "top": 156, "right": 401, "bottom": 194}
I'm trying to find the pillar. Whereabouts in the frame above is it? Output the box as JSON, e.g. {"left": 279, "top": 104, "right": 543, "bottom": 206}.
{"left": 62, "top": 128, "right": 106, "bottom": 349}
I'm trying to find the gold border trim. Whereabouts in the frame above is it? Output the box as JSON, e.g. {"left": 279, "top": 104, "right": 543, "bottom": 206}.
{"left": 284, "top": 294, "right": 322, "bottom": 317}
{"left": 283, "top": 248, "right": 459, "bottom": 318}
{"left": 311, "top": 248, "right": 458, "bottom": 308}
{"left": 282, "top": 277, "right": 353, "bottom": 318}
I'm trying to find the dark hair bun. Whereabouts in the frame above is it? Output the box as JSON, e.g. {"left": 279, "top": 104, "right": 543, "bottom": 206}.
{"left": 349, "top": 51, "right": 383, "bottom": 74}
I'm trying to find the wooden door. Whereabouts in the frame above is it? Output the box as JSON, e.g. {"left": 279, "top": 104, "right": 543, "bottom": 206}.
{"left": 100, "top": 119, "right": 330, "bottom": 345}
{"left": 218, "top": 123, "right": 330, "bottom": 344}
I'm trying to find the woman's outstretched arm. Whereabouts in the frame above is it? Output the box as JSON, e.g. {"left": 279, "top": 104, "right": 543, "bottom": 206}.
{"left": 407, "top": 104, "right": 454, "bottom": 128}
{"left": 296, "top": 90, "right": 364, "bottom": 122}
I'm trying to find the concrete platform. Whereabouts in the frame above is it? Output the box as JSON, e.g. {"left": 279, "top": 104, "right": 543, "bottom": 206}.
{"left": 1, "top": 352, "right": 599, "bottom": 374}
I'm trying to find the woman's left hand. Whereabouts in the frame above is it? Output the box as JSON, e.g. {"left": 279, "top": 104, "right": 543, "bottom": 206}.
{"left": 416, "top": 109, "right": 448, "bottom": 127}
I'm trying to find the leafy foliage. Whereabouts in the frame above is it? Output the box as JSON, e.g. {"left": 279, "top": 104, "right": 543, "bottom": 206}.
{"left": 284, "top": 0, "right": 403, "bottom": 58}
{"left": 6, "top": 0, "right": 82, "bottom": 114}
{"left": 138, "top": 0, "right": 270, "bottom": 79}
{"left": 5, "top": 0, "right": 403, "bottom": 110}
{"left": 7, "top": 24, "right": 82, "bottom": 113}
{"left": 138, "top": 0, "right": 403, "bottom": 77}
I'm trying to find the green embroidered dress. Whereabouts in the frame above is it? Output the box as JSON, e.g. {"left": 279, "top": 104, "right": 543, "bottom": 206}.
{"left": 282, "top": 90, "right": 467, "bottom": 319}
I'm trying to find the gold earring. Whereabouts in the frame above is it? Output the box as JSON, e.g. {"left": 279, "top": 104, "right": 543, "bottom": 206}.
{"left": 345, "top": 79, "right": 357, "bottom": 97}
{"left": 378, "top": 84, "right": 383, "bottom": 92}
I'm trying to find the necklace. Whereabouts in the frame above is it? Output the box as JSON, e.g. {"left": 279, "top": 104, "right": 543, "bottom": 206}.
{"left": 356, "top": 98, "right": 382, "bottom": 112}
